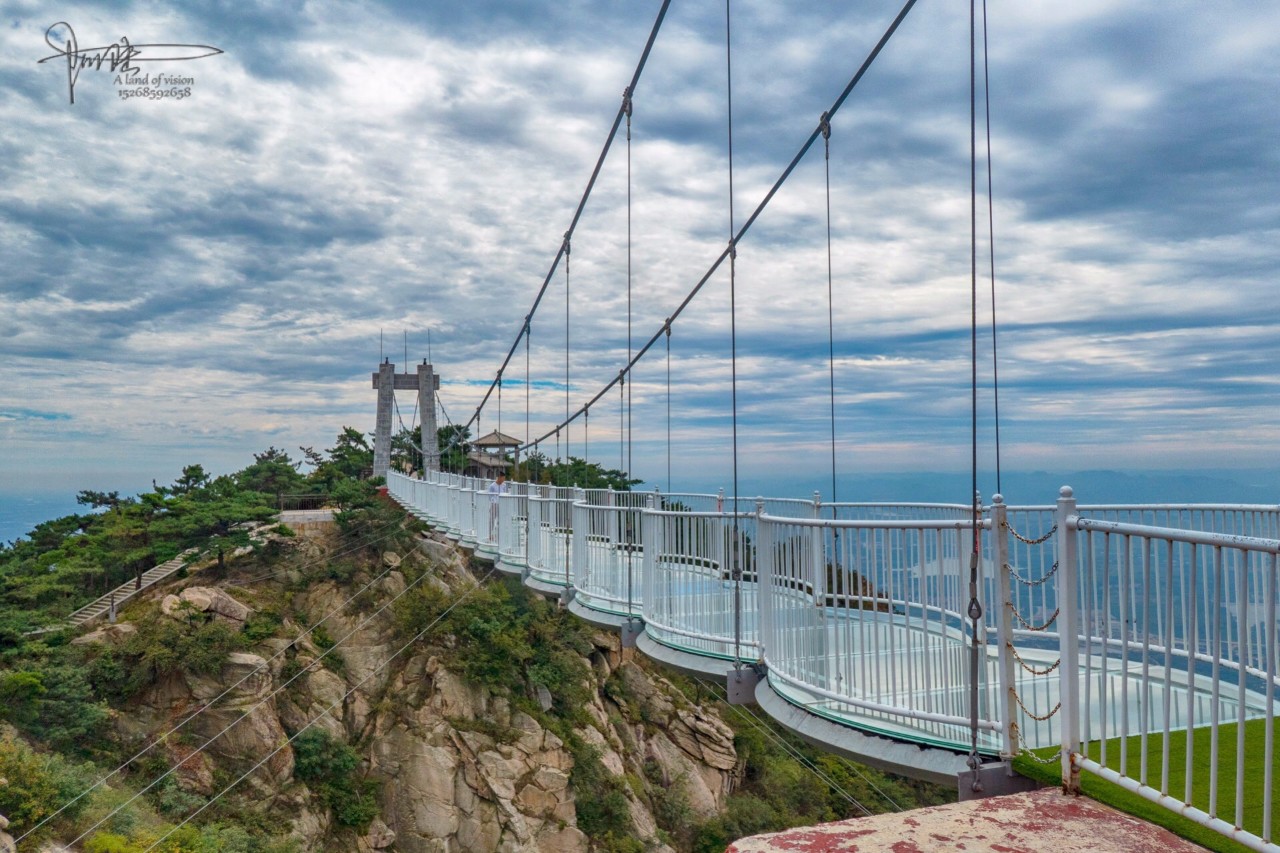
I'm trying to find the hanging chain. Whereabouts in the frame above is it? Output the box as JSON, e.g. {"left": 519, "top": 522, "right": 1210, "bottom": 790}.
{"left": 1013, "top": 692, "right": 1062, "bottom": 724}
{"left": 1008, "top": 641, "right": 1061, "bottom": 676}
{"left": 1006, "top": 559, "right": 1059, "bottom": 587}
{"left": 1003, "top": 519, "right": 1058, "bottom": 545}
{"left": 1009, "top": 605, "right": 1059, "bottom": 632}
{"left": 1009, "top": 722, "right": 1065, "bottom": 765}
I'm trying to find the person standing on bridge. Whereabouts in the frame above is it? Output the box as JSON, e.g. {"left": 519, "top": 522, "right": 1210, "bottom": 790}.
{"left": 487, "top": 471, "right": 507, "bottom": 541}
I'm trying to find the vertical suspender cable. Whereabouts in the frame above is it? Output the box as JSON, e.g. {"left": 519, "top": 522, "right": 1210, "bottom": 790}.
{"left": 464, "top": 0, "right": 672, "bottom": 436}
{"left": 525, "top": 317, "right": 531, "bottom": 463}
{"left": 665, "top": 321, "right": 672, "bottom": 493}
{"left": 564, "top": 232, "right": 571, "bottom": 462}
{"left": 625, "top": 87, "right": 634, "bottom": 482}
{"left": 982, "top": 0, "right": 1002, "bottom": 496}
{"left": 724, "top": 0, "right": 743, "bottom": 667}
{"left": 966, "top": 0, "right": 985, "bottom": 792}
{"left": 620, "top": 375, "right": 625, "bottom": 473}
{"left": 822, "top": 111, "right": 838, "bottom": 513}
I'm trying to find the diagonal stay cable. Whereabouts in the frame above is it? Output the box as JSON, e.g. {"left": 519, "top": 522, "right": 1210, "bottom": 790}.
{"left": 16, "top": 511, "right": 417, "bottom": 844}
{"left": 462, "top": 0, "right": 673, "bottom": 434}
{"left": 697, "top": 678, "right": 903, "bottom": 815}
{"left": 142, "top": 563, "right": 501, "bottom": 852}
{"left": 695, "top": 677, "right": 874, "bottom": 817}
{"left": 695, "top": 677, "right": 905, "bottom": 813}
{"left": 65, "top": 538, "right": 439, "bottom": 850}
{"left": 520, "top": 0, "right": 921, "bottom": 452}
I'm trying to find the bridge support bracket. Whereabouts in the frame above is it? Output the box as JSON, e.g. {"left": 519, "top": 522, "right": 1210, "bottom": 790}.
{"left": 559, "top": 587, "right": 576, "bottom": 607}
{"left": 620, "top": 618, "right": 643, "bottom": 649}
{"left": 957, "top": 761, "right": 1041, "bottom": 801}
{"left": 726, "top": 665, "right": 763, "bottom": 706}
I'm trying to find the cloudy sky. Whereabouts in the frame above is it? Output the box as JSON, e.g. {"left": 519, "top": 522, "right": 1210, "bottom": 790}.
{"left": 1, "top": 0, "right": 1278, "bottom": 503}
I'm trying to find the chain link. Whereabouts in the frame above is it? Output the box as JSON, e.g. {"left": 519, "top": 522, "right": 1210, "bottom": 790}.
{"left": 1014, "top": 690, "right": 1062, "bottom": 723}
{"left": 1002, "top": 519, "right": 1058, "bottom": 545}
{"left": 1020, "top": 748, "right": 1063, "bottom": 765}
{"left": 1006, "top": 559, "right": 1059, "bottom": 588}
{"left": 1010, "top": 722, "right": 1064, "bottom": 764}
{"left": 1010, "top": 604, "right": 1059, "bottom": 632}
{"left": 1008, "top": 642, "right": 1061, "bottom": 676}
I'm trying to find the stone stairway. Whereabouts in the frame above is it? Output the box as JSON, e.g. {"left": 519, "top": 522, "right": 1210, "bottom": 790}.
{"left": 25, "top": 548, "right": 201, "bottom": 635}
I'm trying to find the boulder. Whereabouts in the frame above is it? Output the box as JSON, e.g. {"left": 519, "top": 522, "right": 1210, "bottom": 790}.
{"left": 364, "top": 817, "right": 396, "bottom": 849}
{"left": 71, "top": 622, "right": 137, "bottom": 645}
{"left": 162, "top": 586, "right": 252, "bottom": 625}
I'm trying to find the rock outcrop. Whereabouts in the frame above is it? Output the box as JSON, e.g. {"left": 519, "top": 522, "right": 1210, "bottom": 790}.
{"left": 160, "top": 586, "right": 252, "bottom": 625}
{"left": 108, "top": 528, "right": 742, "bottom": 852}
{"left": 0, "top": 811, "right": 15, "bottom": 853}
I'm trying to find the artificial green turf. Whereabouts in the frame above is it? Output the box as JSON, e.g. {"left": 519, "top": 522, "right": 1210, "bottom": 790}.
{"left": 1012, "top": 717, "right": 1278, "bottom": 853}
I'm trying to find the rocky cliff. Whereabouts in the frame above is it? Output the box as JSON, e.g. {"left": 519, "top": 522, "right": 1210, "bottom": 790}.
{"left": 66, "top": 522, "right": 743, "bottom": 852}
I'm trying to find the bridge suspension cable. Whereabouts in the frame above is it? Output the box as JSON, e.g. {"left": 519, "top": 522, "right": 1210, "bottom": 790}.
{"left": 625, "top": 85, "right": 634, "bottom": 482}
{"left": 966, "top": 0, "right": 985, "bottom": 793}
{"left": 696, "top": 677, "right": 876, "bottom": 818}
{"left": 518, "top": 0, "right": 922, "bottom": 454}
{"left": 460, "top": 0, "right": 673, "bottom": 436}
{"left": 982, "top": 0, "right": 1004, "bottom": 495}
{"left": 821, "top": 110, "right": 838, "bottom": 512}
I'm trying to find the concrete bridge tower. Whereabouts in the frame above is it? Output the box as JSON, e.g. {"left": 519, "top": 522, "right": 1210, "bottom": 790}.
{"left": 372, "top": 359, "right": 440, "bottom": 479}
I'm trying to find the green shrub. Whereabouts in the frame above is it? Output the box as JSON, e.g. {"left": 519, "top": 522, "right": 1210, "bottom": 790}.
{"left": 291, "top": 728, "right": 379, "bottom": 831}
{"left": 90, "top": 609, "right": 244, "bottom": 700}
{"left": 568, "top": 737, "right": 633, "bottom": 841}
{"left": 309, "top": 624, "right": 335, "bottom": 651}
{"left": 241, "top": 609, "right": 283, "bottom": 644}
{"left": 0, "top": 733, "right": 96, "bottom": 838}
{"left": 0, "top": 662, "right": 109, "bottom": 752}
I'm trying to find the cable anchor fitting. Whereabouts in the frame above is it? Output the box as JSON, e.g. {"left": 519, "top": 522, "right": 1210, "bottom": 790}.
{"left": 622, "top": 86, "right": 633, "bottom": 118}
{"left": 562, "top": 232, "right": 571, "bottom": 256}
{"left": 728, "top": 239, "right": 737, "bottom": 261}
{"left": 819, "top": 111, "right": 831, "bottom": 141}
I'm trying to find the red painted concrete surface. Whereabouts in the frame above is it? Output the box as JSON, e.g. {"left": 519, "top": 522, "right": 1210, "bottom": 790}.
{"left": 726, "top": 788, "right": 1209, "bottom": 853}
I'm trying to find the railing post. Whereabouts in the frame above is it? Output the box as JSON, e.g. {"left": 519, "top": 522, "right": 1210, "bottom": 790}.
{"left": 1056, "top": 485, "right": 1081, "bottom": 793}
{"left": 811, "top": 491, "right": 826, "bottom": 605}
{"left": 622, "top": 495, "right": 654, "bottom": 650}
{"left": 727, "top": 498, "right": 766, "bottom": 705}
{"left": 993, "top": 494, "right": 1016, "bottom": 761}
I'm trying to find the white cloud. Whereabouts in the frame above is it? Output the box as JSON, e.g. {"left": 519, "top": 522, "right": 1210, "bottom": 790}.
{"left": 0, "top": 0, "right": 1277, "bottom": 500}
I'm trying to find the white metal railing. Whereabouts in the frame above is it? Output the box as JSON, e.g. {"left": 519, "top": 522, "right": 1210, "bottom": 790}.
{"left": 1057, "top": 488, "right": 1279, "bottom": 852}
{"left": 642, "top": 507, "right": 760, "bottom": 662}
{"left": 572, "top": 491, "right": 647, "bottom": 618}
{"left": 758, "top": 511, "right": 1000, "bottom": 752}
{"left": 496, "top": 485, "right": 529, "bottom": 571}
{"left": 385, "top": 472, "right": 1280, "bottom": 850}
{"left": 527, "top": 485, "right": 576, "bottom": 589}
